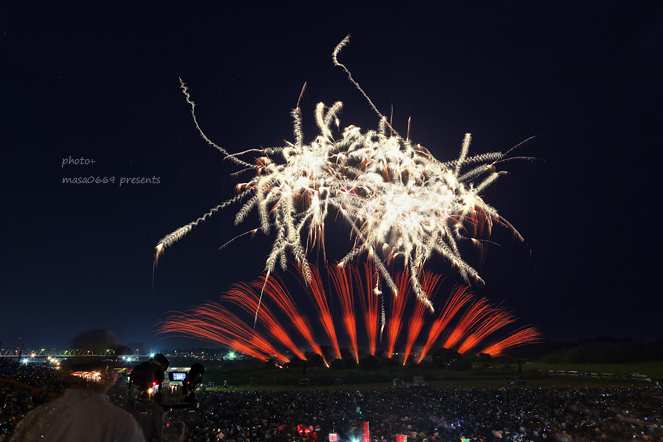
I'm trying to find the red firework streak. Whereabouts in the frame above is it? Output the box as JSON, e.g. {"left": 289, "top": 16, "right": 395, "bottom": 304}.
{"left": 328, "top": 263, "right": 359, "bottom": 363}
{"left": 222, "top": 282, "right": 308, "bottom": 361}
{"left": 402, "top": 271, "right": 444, "bottom": 365}
{"left": 479, "top": 326, "right": 542, "bottom": 356}
{"left": 249, "top": 274, "right": 325, "bottom": 361}
{"left": 386, "top": 271, "right": 411, "bottom": 359}
{"left": 416, "top": 285, "right": 473, "bottom": 363}
{"left": 156, "top": 302, "right": 289, "bottom": 364}
{"left": 443, "top": 297, "right": 493, "bottom": 350}
{"left": 457, "top": 303, "right": 516, "bottom": 354}
{"left": 158, "top": 263, "right": 541, "bottom": 363}
{"left": 353, "top": 261, "right": 380, "bottom": 356}
{"left": 297, "top": 265, "right": 342, "bottom": 360}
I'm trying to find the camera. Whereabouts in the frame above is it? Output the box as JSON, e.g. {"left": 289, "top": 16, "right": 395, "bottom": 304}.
{"left": 127, "top": 354, "right": 205, "bottom": 441}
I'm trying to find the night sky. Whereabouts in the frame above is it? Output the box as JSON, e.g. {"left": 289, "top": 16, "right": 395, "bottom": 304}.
{"left": 2, "top": 2, "right": 662, "bottom": 352}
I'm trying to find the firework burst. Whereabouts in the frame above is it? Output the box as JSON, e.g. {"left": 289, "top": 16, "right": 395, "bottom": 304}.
{"left": 157, "top": 264, "right": 541, "bottom": 364}
{"left": 156, "top": 35, "right": 531, "bottom": 311}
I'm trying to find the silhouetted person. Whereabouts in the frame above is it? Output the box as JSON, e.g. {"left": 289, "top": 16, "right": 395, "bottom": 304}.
{"left": 9, "top": 369, "right": 145, "bottom": 442}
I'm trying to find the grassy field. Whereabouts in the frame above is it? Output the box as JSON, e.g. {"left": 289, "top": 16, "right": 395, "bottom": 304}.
{"left": 170, "top": 357, "right": 663, "bottom": 392}
{"left": 200, "top": 361, "right": 662, "bottom": 392}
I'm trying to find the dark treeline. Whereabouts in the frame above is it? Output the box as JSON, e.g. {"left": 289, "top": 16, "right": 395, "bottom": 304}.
{"left": 509, "top": 338, "right": 663, "bottom": 364}
{"left": 186, "top": 337, "right": 663, "bottom": 367}
{"left": 540, "top": 341, "right": 663, "bottom": 364}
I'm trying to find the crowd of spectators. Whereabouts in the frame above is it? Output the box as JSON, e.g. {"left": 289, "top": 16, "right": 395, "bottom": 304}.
{"left": 0, "top": 359, "right": 68, "bottom": 439}
{"left": 174, "top": 385, "right": 663, "bottom": 442}
{"left": 1, "top": 359, "right": 662, "bottom": 442}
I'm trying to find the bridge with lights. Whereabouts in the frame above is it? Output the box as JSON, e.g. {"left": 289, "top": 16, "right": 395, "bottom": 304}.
{"left": 0, "top": 348, "right": 156, "bottom": 359}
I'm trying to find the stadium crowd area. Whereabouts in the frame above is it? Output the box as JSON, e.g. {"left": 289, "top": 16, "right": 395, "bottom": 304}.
{"left": 1, "top": 358, "right": 662, "bottom": 442}
{"left": 0, "top": 359, "right": 68, "bottom": 439}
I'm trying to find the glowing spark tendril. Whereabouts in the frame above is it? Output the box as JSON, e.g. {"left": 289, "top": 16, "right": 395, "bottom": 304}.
{"left": 156, "top": 35, "right": 530, "bottom": 310}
